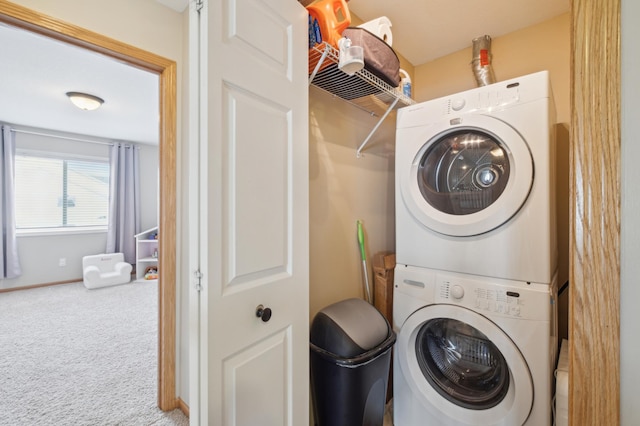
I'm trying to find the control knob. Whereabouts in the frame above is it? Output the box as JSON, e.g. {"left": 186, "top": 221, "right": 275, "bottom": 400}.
{"left": 451, "top": 98, "right": 466, "bottom": 111}
{"left": 450, "top": 285, "right": 465, "bottom": 300}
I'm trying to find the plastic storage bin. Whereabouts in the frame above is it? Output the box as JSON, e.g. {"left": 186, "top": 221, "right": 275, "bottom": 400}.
{"left": 310, "top": 298, "right": 396, "bottom": 426}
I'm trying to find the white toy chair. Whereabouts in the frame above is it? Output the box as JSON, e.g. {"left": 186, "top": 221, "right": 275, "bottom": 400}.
{"left": 82, "top": 253, "right": 132, "bottom": 289}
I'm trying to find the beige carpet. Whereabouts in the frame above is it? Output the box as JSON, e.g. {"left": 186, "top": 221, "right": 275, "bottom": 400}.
{"left": 0, "top": 280, "right": 188, "bottom": 426}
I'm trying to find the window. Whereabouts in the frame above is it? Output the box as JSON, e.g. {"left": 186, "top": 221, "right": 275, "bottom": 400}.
{"left": 15, "top": 152, "right": 110, "bottom": 230}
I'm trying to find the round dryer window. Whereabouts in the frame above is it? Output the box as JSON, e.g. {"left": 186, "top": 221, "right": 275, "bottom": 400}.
{"left": 418, "top": 130, "right": 510, "bottom": 216}
{"left": 400, "top": 115, "right": 534, "bottom": 236}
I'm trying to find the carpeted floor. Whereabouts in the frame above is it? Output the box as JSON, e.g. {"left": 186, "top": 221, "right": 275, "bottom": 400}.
{"left": 0, "top": 281, "right": 188, "bottom": 426}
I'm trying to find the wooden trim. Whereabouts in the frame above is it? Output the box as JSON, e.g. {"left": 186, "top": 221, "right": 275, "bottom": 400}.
{"left": 0, "top": 0, "right": 178, "bottom": 412}
{"left": 0, "top": 1, "right": 171, "bottom": 73}
{"left": 0, "top": 278, "right": 83, "bottom": 293}
{"left": 570, "top": 0, "right": 621, "bottom": 424}
{"left": 158, "top": 60, "right": 178, "bottom": 411}
{"left": 177, "top": 397, "right": 190, "bottom": 418}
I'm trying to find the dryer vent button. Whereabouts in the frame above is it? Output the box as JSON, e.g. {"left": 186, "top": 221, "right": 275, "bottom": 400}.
{"left": 450, "top": 285, "right": 465, "bottom": 299}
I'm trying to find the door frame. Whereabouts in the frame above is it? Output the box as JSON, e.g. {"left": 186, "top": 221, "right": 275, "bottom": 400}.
{"left": 0, "top": 1, "right": 178, "bottom": 411}
{"left": 570, "top": 0, "right": 620, "bottom": 424}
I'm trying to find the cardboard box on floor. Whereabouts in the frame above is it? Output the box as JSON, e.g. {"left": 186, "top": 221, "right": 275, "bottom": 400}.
{"left": 373, "top": 252, "right": 395, "bottom": 403}
{"left": 373, "top": 252, "right": 395, "bottom": 324}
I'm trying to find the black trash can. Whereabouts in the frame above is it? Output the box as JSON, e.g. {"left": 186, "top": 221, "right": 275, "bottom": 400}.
{"left": 310, "top": 298, "right": 396, "bottom": 426}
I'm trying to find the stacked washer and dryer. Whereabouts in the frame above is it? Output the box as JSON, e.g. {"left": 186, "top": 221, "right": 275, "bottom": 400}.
{"left": 393, "top": 71, "right": 558, "bottom": 426}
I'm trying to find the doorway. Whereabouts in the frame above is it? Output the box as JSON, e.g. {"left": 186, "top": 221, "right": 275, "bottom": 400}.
{"left": 0, "top": 2, "right": 178, "bottom": 411}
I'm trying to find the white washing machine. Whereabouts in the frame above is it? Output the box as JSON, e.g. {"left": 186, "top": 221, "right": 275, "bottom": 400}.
{"left": 393, "top": 265, "right": 557, "bottom": 426}
{"left": 395, "top": 71, "right": 557, "bottom": 284}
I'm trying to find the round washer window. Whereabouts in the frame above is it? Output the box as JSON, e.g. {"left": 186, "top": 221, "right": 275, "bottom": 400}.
{"left": 418, "top": 130, "right": 511, "bottom": 215}
{"left": 415, "top": 318, "right": 510, "bottom": 410}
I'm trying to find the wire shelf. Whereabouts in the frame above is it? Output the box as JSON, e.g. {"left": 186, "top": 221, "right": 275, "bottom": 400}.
{"left": 308, "top": 42, "right": 416, "bottom": 156}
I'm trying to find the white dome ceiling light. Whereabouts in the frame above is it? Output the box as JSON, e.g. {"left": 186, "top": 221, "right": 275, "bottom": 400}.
{"left": 66, "top": 91, "right": 104, "bottom": 111}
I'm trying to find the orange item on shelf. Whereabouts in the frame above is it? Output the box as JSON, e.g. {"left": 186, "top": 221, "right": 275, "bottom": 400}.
{"left": 306, "top": 0, "right": 351, "bottom": 49}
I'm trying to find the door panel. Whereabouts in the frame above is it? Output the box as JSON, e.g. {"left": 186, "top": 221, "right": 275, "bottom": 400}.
{"left": 222, "top": 85, "right": 289, "bottom": 287}
{"left": 223, "top": 328, "right": 292, "bottom": 425}
{"left": 196, "top": 0, "right": 308, "bottom": 424}
{"left": 227, "top": 0, "right": 290, "bottom": 72}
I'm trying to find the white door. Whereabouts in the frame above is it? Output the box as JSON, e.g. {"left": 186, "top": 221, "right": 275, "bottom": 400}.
{"left": 191, "top": 0, "right": 309, "bottom": 424}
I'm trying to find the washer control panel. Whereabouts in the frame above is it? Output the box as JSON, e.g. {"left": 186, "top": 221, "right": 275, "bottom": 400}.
{"left": 472, "top": 286, "right": 523, "bottom": 317}
{"left": 436, "top": 274, "right": 551, "bottom": 321}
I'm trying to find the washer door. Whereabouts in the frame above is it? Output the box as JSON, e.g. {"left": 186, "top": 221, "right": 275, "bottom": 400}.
{"left": 399, "top": 115, "right": 533, "bottom": 236}
{"left": 397, "top": 304, "right": 533, "bottom": 425}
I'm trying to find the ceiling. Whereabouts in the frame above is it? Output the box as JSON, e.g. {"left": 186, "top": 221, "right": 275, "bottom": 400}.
{"left": 348, "top": 0, "right": 569, "bottom": 65}
{"left": 0, "top": 22, "right": 159, "bottom": 145}
{"left": 0, "top": 0, "right": 568, "bottom": 144}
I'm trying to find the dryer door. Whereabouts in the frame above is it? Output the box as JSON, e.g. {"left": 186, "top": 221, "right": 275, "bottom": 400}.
{"left": 399, "top": 114, "right": 533, "bottom": 236}
{"left": 397, "top": 304, "right": 533, "bottom": 425}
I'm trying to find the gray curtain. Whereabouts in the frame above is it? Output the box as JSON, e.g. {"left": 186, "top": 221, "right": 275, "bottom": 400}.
{"left": 0, "top": 125, "right": 21, "bottom": 279}
{"left": 106, "top": 143, "right": 140, "bottom": 265}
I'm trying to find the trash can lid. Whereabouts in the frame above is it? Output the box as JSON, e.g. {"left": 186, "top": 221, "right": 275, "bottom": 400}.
{"left": 310, "top": 298, "right": 390, "bottom": 358}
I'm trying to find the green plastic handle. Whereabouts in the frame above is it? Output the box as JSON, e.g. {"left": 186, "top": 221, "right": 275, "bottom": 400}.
{"left": 357, "top": 220, "right": 366, "bottom": 261}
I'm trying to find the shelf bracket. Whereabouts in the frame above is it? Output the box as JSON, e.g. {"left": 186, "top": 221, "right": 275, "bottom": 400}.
{"left": 356, "top": 97, "right": 400, "bottom": 158}
{"left": 308, "top": 46, "right": 330, "bottom": 85}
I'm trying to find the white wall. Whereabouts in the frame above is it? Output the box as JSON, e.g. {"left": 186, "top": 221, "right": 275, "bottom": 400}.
{"left": 12, "top": 0, "right": 184, "bottom": 61}
{"left": 309, "top": 87, "right": 397, "bottom": 319}
{"left": 620, "top": 0, "right": 640, "bottom": 423}
{"left": 138, "top": 143, "right": 161, "bottom": 232}
{"left": 0, "top": 128, "right": 159, "bottom": 290}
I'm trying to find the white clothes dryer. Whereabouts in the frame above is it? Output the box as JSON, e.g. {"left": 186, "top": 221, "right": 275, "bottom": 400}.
{"left": 393, "top": 265, "right": 557, "bottom": 426}
{"left": 395, "top": 71, "right": 557, "bottom": 284}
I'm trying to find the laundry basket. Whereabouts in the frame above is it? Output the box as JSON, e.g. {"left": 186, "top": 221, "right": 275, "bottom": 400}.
{"left": 310, "top": 298, "right": 396, "bottom": 426}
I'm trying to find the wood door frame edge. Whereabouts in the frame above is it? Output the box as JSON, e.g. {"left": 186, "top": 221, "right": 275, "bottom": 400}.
{"left": 0, "top": 0, "right": 178, "bottom": 411}
{"left": 569, "top": 0, "right": 621, "bottom": 424}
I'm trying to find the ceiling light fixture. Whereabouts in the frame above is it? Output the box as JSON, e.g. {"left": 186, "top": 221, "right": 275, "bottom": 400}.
{"left": 66, "top": 91, "right": 104, "bottom": 111}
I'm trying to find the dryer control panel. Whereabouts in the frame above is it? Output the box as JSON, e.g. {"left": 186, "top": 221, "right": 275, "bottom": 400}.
{"left": 396, "top": 70, "right": 551, "bottom": 129}
{"left": 446, "top": 85, "right": 520, "bottom": 115}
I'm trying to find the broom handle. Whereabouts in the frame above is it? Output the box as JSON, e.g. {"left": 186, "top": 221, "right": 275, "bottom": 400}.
{"left": 357, "top": 220, "right": 372, "bottom": 304}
